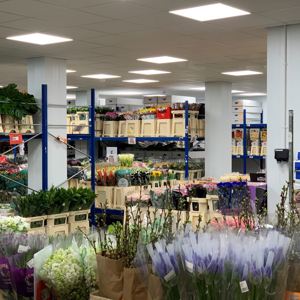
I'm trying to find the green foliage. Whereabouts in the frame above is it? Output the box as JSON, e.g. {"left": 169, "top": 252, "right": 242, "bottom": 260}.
{"left": 0, "top": 84, "right": 38, "bottom": 120}
{"left": 12, "top": 187, "right": 96, "bottom": 217}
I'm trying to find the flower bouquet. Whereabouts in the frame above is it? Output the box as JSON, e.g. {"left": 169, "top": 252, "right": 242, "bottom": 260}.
{"left": 104, "top": 111, "right": 119, "bottom": 121}
{"left": 118, "top": 154, "right": 134, "bottom": 167}
{"left": 0, "top": 216, "right": 29, "bottom": 234}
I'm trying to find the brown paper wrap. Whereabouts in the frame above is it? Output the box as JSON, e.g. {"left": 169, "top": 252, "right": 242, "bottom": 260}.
{"left": 123, "top": 267, "right": 147, "bottom": 300}
{"left": 147, "top": 273, "right": 164, "bottom": 300}
{"left": 96, "top": 255, "right": 124, "bottom": 300}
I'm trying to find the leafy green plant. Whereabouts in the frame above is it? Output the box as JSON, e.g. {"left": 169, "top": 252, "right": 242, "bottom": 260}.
{"left": 12, "top": 187, "right": 96, "bottom": 217}
{"left": 0, "top": 84, "right": 38, "bottom": 119}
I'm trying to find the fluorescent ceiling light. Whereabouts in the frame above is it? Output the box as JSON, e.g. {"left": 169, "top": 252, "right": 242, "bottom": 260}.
{"left": 232, "top": 90, "right": 245, "bottom": 93}
{"left": 190, "top": 87, "right": 205, "bottom": 91}
{"left": 129, "top": 70, "right": 170, "bottom": 75}
{"left": 222, "top": 70, "right": 263, "bottom": 76}
{"left": 67, "top": 94, "right": 76, "bottom": 100}
{"left": 81, "top": 74, "right": 121, "bottom": 79}
{"left": 137, "top": 56, "right": 187, "bottom": 64}
{"left": 66, "top": 69, "right": 76, "bottom": 73}
{"left": 67, "top": 85, "right": 78, "bottom": 90}
{"left": 170, "top": 3, "right": 250, "bottom": 22}
{"left": 123, "top": 79, "right": 159, "bottom": 84}
{"left": 238, "top": 92, "right": 266, "bottom": 96}
{"left": 6, "top": 32, "right": 73, "bottom": 45}
{"left": 0, "top": 85, "right": 3, "bottom": 88}
{"left": 101, "top": 91, "right": 143, "bottom": 96}
{"left": 145, "top": 94, "right": 166, "bottom": 97}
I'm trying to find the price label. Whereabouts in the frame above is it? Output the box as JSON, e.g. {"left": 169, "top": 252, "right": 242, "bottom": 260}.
{"left": 128, "top": 137, "right": 136, "bottom": 144}
{"left": 240, "top": 281, "right": 249, "bottom": 293}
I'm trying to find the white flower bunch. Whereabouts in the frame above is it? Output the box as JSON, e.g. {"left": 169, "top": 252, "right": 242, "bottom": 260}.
{"left": 0, "top": 216, "right": 29, "bottom": 233}
{"left": 40, "top": 246, "right": 96, "bottom": 300}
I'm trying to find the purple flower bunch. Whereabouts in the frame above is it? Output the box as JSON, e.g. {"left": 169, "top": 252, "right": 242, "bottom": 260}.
{"left": 104, "top": 111, "right": 119, "bottom": 121}
{"left": 144, "top": 228, "right": 291, "bottom": 300}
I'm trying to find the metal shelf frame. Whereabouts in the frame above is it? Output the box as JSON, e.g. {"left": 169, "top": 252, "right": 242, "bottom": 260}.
{"left": 232, "top": 109, "right": 267, "bottom": 174}
{"left": 66, "top": 89, "right": 190, "bottom": 225}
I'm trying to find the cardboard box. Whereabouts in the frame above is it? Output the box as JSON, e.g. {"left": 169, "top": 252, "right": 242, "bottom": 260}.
{"left": 232, "top": 106, "right": 262, "bottom": 113}
{"left": 233, "top": 99, "right": 261, "bottom": 107}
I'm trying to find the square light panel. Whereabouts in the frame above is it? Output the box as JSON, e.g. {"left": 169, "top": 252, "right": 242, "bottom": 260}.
{"left": 190, "top": 87, "right": 205, "bottom": 91}
{"left": 145, "top": 94, "right": 166, "bottom": 97}
{"left": 170, "top": 3, "right": 250, "bottom": 22}
{"left": 81, "top": 74, "right": 121, "bottom": 79}
{"left": 66, "top": 69, "right": 76, "bottom": 73}
{"left": 67, "top": 86, "right": 78, "bottom": 90}
{"left": 222, "top": 70, "right": 263, "bottom": 76}
{"left": 129, "top": 70, "right": 170, "bottom": 75}
{"left": 137, "top": 56, "right": 187, "bottom": 64}
{"left": 123, "top": 79, "right": 159, "bottom": 84}
{"left": 6, "top": 33, "right": 73, "bottom": 45}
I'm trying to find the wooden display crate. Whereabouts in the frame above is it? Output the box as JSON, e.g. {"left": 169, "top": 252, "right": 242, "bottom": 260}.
{"left": 141, "top": 119, "right": 156, "bottom": 137}
{"left": 95, "top": 186, "right": 114, "bottom": 208}
{"left": 68, "top": 178, "right": 80, "bottom": 189}
{"left": 156, "top": 119, "right": 171, "bottom": 137}
{"left": 190, "top": 197, "right": 208, "bottom": 213}
{"left": 170, "top": 169, "right": 202, "bottom": 181}
{"left": 24, "top": 215, "right": 47, "bottom": 235}
{"left": 1, "top": 115, "right": 18, "bottom": 133}
{"left": 80, "top": 180, "right": 91, "bottom": 189}
{"left": 67, "top": 114, "right": 73, "bottom": 134}
{"left": 118, "top": 120, "right": 126, "bottom": 137}
{"left": 68, "top": 210, "right": 90, "bottom": 234}
{"left": 18, "top": 115, "right": 35, "bottom": 134}
{"left": 206, "top": 195, "right": 219, "bottom": 214}
{"left": 126, "top": 120, "right": 140, "bottom": 137}
{"left": 73, "top": 112, "right": 89, "bottom": 134}
{"left": 171, "top": 118, "right": 184, "bottom": 136}
{"left": 90, "top": 291, "right": 112, "bottom": 300}
{"left": 46, "top": 213, "right": 69, "bottom": 236}
{"left": 190, "top": 211, "right": 207, "bottom": 230}
{"left": 103, "top": 121, "right": 118, "bottom": 137}
{"left": 114, "top": 186, "right": 140, "bottom": 208}
{"left": 95, "top": 114, "right": 103, "bottom": 137}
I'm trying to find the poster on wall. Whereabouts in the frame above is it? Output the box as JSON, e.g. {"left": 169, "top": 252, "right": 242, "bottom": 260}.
{"left": 106, "top": 147, "right": 118, "bottom": 163}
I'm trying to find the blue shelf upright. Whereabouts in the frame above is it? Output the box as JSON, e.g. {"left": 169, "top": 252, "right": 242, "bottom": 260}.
{"left": 41, "top": 84, "right": 48, "bottom": 191}
{"left": 232, "top": 109, "right": 267, "bottom": 174}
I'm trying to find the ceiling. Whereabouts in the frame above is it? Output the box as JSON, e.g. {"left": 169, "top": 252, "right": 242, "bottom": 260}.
{"left": 0, "top": 0, "right": 300, "bottom": 97}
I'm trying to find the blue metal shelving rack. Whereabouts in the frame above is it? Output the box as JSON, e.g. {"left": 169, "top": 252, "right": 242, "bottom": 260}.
{"left": 66, "top": 89, "right": 190, "bottom": 225}
{"left": 232, "top": 109, "right": 267, "bottom": 174}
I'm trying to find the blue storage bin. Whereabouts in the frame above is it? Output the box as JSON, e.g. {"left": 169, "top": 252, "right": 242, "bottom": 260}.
{"left": 298, "top": 152, "right": 300, "bottom": 160}
{"left": 295, "top": 161, "right": 300, "bottom": 170}
{"left": 296, "top": 171, "right": 300, "bottom": 180}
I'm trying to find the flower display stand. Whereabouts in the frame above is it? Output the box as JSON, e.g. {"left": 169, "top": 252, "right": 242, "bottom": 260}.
{"left": 156, "top": 119, "right": 172, "bottom": 137}
{"left": 170, "top": 169, "right": 202, "bottom": 181}
{"left": 46, "top": 213, "right": 69, "bottom": 236}
{"left": 95, "top": 186, "right": 114, "bottom": 208}
{"left": 118, "top": 120, "right": 126, "bottom": 137}
{"left": 141, "top": 119, "right": 156, "bottom": 137}
{"left": 95, "top": 114, "right": 103, "bottom": 137}
{"left": 73, "top": 112, "right": 89, "bottom": 134}
{"left": 67, "top": 114, "right": 77, "bottom": 134}
{"left": 25, "top": 215, "right": 47, "bottom": 234}
{"left": 90, "top": 291, "right": 112, "bottom": 300}
{"left": 171, "top": 118, "right": 184, "bottom": 136}
{"left": 18, "top": 115, "right": 35, "bottom": 133}
{"left": 68, "top": 210, "right": 90, "bottom": 234}
{"left": 1, "top": 115, "right": 18, "bottom": 133}
{"left": 103, "top": 121, "right": 118, "bottom": 137}
{"left": 114, "top": 186, "right": 140, "bottom": 208}
{"left": 126, "top": 120, "right": 140, "bottom": 137}
{"left": 190, "top": 211, "right": 207, "bottom": 230}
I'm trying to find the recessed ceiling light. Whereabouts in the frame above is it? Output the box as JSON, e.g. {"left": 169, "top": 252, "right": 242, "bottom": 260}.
{"left": 232, "top": 90, "right": 245, "bottom": 93}
{"left": 6, "top": 32, "right": 73, "bottom": 45}
{"left": 123, "top": 79, "right": 159, "bottom": 84}
{"left": 170, "top": 3, "right": 250, "bottom": 22}
{"left": 238, "top": 92, "right": 266, "bottom": 96}
{"left": 67, "top": 86, "right": 78, "bottom": 90}
{"left": 129, "top": 70, "right": 171, "bottom": 75}
{"left": 81, "top": 74, "right": 121, "bottom": 79}
{"left": 66, "top": 69, "right": 76, "bottom": 73}
{"left": 190, "top": 87, "right": 205, "bottom": 91}
{"left": 145, "top": 94, "right": 166, "bottom": 97}
{"left": 222, "top": 70, "right": 263, "bottom": 76}
{"left": 67, "top": 94, "right": 76, "bottom": 100}
{"left": 0, "top": 85, "right": 3, "bottom": 88}
{"left": 137, "top": 56, "right": 187, "bottom": 64}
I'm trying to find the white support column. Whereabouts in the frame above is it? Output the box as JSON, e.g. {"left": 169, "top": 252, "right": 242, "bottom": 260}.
{"left": 205, "top": 82, "right": 232, "bottom": 178}
{"left": 27, "top": 57, "right": 67, "bottom": 190}
{"left": 267, "top": 24, "right": 300, "bottom": 215}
